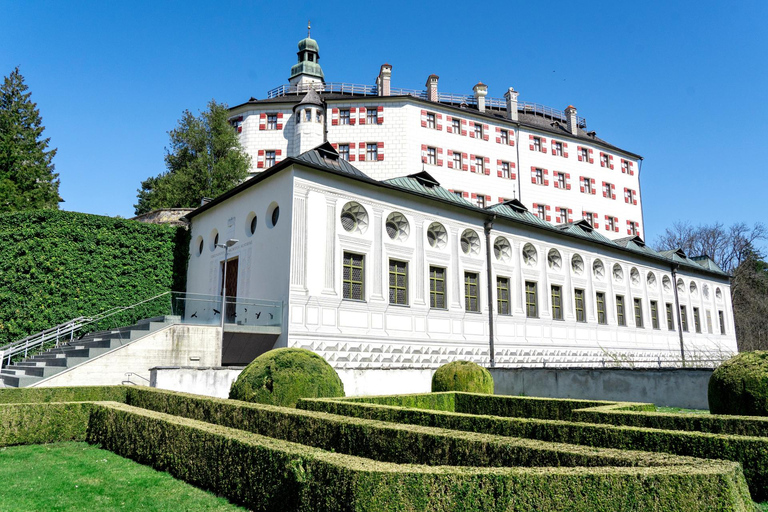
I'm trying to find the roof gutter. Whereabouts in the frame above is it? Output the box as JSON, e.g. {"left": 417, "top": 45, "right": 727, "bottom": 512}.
{"left": 185, "top": 158, "right": 726, "bottom": 280}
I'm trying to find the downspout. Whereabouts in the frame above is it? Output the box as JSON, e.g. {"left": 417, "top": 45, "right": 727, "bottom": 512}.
{"left": 323, "top": 101, "right": 328, "bottom": 142}
{"left": 671, "top": 264, "right": 685, "bottom": 366}
{"left": 484, "top": 215, "right": 497, "bottom": 368}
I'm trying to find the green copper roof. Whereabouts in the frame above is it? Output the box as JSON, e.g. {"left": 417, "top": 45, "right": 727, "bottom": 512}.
{"left": 290, "top": 37, "right": 324, "bottom": 80}
{"left": 383, "top": 176, "right": 474, "bottom": 207}
{"left": 298, "top": 37, "right": 319, "bottom": 52}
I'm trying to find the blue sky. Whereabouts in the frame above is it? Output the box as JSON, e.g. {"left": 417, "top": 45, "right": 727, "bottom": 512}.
{"left": 2, "top": 0, "right": 766, "bottom": 249}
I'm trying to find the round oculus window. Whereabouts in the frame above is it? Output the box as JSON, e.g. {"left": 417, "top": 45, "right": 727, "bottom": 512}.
{"left": 522, "top": 243, "right": 537, "bottom": 266}
{"left": 271, "top": 206, "right": 280, "bottom": 227}
{"left": 547, "top": 249, "right": 562, "bottom": 271}
{"left": 340, "top": 201, "right": 369, "bottom": 234}
{"left": 385, "top": 212, "right": 410, "bottom": 241}
{"left": 427, "top": 222, "right": 447, "bottom": 249}
{"left": 593, "top": 259, "right": 605, "bottom": 280}
{"left": 249, "top": 215, "right": 257, "bottom": 235}
{"left": 461, "top": 229, "right": 481, "bottom": 255}
{"left": 571, "top": 254, "right": 584, "bottom": 275}
{"left": 493, "top": 237, "right": 511, "bottom": 261}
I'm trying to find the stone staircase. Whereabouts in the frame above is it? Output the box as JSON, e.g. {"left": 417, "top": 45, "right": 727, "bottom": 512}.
{"left": 0, "top": 316, "right": 176, "bottom": 388}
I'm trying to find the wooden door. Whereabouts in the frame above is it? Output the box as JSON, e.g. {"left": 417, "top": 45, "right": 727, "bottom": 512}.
{"left": 221, "top": 257, "right": 238, "bottom": 323}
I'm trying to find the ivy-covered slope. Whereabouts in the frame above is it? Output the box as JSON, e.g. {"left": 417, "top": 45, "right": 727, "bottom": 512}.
{"left": 0, "top": 210, "right": 189, "bottom": 345}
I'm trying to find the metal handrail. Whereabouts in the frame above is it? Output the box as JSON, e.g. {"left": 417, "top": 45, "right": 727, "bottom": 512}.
{"left": 0, "top": 291, "right": 173, "bottom": 368}
{"left": 265, "top": 82, "right": 587, "bottom": 127}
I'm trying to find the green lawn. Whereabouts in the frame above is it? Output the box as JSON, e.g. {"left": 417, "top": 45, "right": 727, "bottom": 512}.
{"left": 655, "top": 406, "right": 710, "bottom": 414}
{"left": 0, "top": 442, "right": 244, "bottom": 511}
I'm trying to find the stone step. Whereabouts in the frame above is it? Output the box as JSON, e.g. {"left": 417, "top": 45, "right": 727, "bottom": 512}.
{"left": 5, "top": 365, "right": 65, "bottom": 378}
{"left": 1, "top": 314, "right": 178, "bottom": 387}
{"left": 0, "top": 373, "right": 42, "bottom": 388}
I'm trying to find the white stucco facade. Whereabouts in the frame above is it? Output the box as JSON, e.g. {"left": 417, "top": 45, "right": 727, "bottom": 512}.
{"left": 185, "top": 151, "right": 737, "bottom": 370}
{"left": 228, "top": 35, "right": 644, "bottom": 240}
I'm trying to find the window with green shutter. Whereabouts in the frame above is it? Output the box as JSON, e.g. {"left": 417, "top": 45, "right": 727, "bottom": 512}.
{"left": 388, "top": 259, "right": 408, "bottom": 306}
{"left": 497, "top": 277, "right": 511, "bottom": 315}
{"left": 429, "top": 266, "right": 446, "bottom": 309}
{"left": 680, "top": 306, "right": 689, "bottom": 332}
{"left": 596, "top": 292, "right": 607, "bottom": 325}
{"left": 616, "top": 295, "right": 626, "bottom": 326}
{"left": 666, "top": 303, "right": 675, "bottom": 331}
{"left": 551, "top": 285, "right": 563, "bottom": 320}
{"left": 634, "top": 298, "right": 643, "bottom": 328}
{"left": 342, "top": 252, "right": 365, "bottom": 301}
{"left": 574, "top": 289, "right": 586, "bottom": 322}
{"left": 693, "top": 307, "right": 701, "bottom": 333}
{"left": 525, "top": 282, "right": 538, "bottom": 318}
{"left": 465, "top": 272, "right": 479, "bottom": 312}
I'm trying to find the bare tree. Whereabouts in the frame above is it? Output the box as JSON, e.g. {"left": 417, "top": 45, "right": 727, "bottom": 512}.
{"left": 655, "top": 222, "right": 768, "bottom": 351}
{"left": 655, "top": 222, "right": 766, "bottom": 274}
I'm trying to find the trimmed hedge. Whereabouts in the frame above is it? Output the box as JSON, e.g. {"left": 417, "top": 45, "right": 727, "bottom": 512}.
{"left": 431, "top": 360, "right": 494, "bottom": 394}
{"left": 126, "top": 387, "right": 693, "bottom": 469}
{"left": 710, "top": 351, "right": 768, "bottom": 416}
{"left": 0, "top": 210, "right": 189, "bottom": 346}
{"left": 299, "top": 393, "right": 768, "bottom": 501}
{"left": 573, "top": 402, "right": 768, "bottom": 438}
{"left": 86, "top": 401, "right": 754, "bottom": 511}
{"left": 229, "top": 348, "right": 344, "bottom": 407}
{"left": 0, "top": 385, "right": 127, "bottom": 404}
{"left": 0, "top": 402, "right": 93, "bottom": 446}
{"left": 0, "top": 385, "right": 763, "bottom": 508}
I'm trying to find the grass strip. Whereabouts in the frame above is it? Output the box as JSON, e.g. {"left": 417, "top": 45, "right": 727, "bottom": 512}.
{"left": 0, "top": 442, "right": 242, "bottom": 511}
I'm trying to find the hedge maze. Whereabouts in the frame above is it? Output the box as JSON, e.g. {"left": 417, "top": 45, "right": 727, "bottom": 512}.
{"left": 0, "top": 386, "right": 764, "bottom": 511}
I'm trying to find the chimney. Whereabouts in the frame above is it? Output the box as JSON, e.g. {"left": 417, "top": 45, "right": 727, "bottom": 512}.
{"left": 425, "top": 74, "right": 439, "bottom": 102}
{"left": 565, "top": 105, "right": 578, "bottom": 135}
{"left": 473, "top": 82, "right": 488, "bottom": 113}
{"left": 504, "top": 87, "right": 519, "bottom": 121}
{"left": 377, "top": 64, "right": 392, "bottom": 97}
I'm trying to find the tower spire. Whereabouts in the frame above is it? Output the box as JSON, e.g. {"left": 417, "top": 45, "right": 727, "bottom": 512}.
{"left": 307, "top": 20, "right": 311, "bottom": 38}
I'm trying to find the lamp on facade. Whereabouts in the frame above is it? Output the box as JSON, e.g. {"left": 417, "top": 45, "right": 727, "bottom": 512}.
{"left": 216, "top": 239, "right": 239, "bottom": 342}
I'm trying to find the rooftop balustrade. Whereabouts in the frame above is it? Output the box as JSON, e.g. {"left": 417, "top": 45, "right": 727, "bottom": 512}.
{"left": 266, "top": 82, "right": 587, "bottom": 128}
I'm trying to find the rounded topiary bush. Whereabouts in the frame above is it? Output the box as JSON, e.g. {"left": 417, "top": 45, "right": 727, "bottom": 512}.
{"left": 229, "top": 348, "right": 344, "bottom": 407}
{"left": 431, "top": 360, "right": 494, "bottom": 394}
{"left": 709, "top": 351, "right": 768, "bottom": 416}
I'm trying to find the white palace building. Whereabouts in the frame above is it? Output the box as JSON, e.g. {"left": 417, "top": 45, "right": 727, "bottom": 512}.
{"left": 183, "top": 32, "right": 737, "bottom": 372}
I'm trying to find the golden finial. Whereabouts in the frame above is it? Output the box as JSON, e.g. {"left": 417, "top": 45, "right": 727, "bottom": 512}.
{"left": 308, "top": 20, "right": 311, "bottom": 38}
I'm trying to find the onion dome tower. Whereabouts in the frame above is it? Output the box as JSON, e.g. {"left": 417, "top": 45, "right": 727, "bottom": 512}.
{"left": 288, "top": 22, "right": 325, "bottom": 88}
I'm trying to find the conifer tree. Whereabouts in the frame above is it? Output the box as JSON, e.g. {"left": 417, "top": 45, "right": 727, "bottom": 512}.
{"left": 0, "top": 67, "right": 61, "bottom": 212}
{"left": 134, "top": 100, "right": 251, "bottom": 215}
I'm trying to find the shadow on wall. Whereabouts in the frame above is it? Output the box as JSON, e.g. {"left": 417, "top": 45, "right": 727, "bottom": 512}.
{"left": 221, "top": 333, "right": 278, "bottom": 366}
